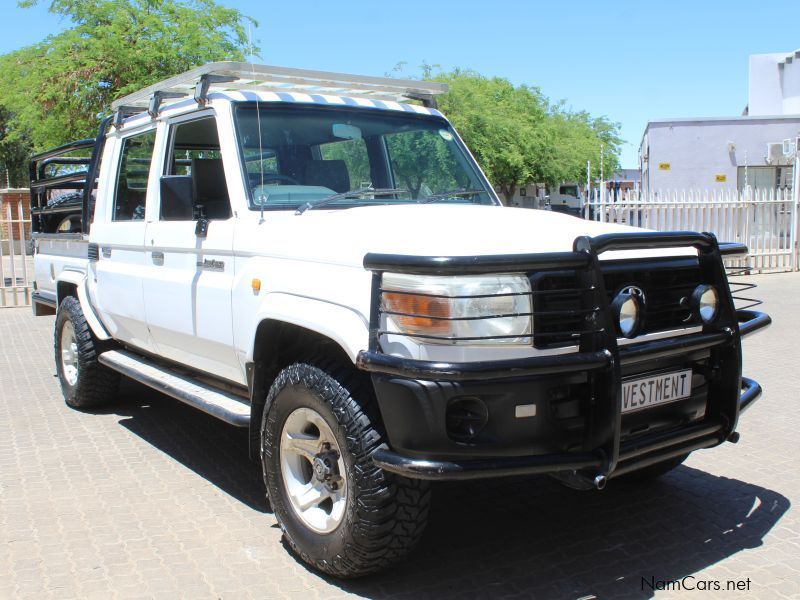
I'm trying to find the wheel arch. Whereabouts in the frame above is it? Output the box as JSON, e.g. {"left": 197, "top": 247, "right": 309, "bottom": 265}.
{"left": 55, "top": 271, "right": 111, "bottom": 341}
{"left": 246, "top": 304, "right": 371, "bottom": 459}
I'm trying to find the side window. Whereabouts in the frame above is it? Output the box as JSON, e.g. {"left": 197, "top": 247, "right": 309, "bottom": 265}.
{"left": 244, "top": 148, "right": 279, "bottom": 177}
{"left": 113, "top": 130, "right": 156, "bottom": 221}
{"left": 162, "top": 117, "right": 230, "bottom": 220}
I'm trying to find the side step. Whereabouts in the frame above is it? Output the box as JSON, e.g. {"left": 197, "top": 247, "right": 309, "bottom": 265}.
{"left": 98, "top": 350, "right": 250, "bottom": 427}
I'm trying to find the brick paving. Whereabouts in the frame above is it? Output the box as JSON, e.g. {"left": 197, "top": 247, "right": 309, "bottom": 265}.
{"left": 1, "top": 272, "right": 799, "bottom": 599}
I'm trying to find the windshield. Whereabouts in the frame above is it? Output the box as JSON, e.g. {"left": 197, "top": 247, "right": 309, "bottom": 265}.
{"left": 559, "top": 185, "right": 579, "bottom": 197}
{"left": 233, "top": 104, "right": 496, "bottom": 211}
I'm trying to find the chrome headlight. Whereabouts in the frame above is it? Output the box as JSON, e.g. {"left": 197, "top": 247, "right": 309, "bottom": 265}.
{"left": 381, "top": 273, "right": 532, "bottom": 345}
{"left": 612, "top": 287, "right": 644, "bottom": 338}
{"left": 691, "top": 284, "right": 719, "bottom": 324}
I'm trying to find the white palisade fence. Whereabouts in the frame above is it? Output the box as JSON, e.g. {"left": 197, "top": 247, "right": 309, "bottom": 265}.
{"left": 583, "top": 188, "right": 798, "bottom": 273}
{"left": 0, "top": 197, "right": 32, "bottom": 307}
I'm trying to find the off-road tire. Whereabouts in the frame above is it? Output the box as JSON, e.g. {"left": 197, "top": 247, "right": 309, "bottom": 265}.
{"left": 618, "top": 453, "right": 689, "bottom": 482}
{"left": 54, "top": 296, "right": 119, "bottom": 408}
{"left": 261, "top": 361, "right": 431, "bottom": 578}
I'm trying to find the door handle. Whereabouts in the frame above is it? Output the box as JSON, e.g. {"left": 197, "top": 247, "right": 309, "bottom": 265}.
{"left": 152, "top": 251, "right": 164, "bottom": 265}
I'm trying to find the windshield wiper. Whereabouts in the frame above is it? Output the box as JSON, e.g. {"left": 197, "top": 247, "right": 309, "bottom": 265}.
{"left": 420, "top": 189, "right": 487, "bottom": 203}
{"left": 295, "top": 187, "right": 409, "bottom": 215}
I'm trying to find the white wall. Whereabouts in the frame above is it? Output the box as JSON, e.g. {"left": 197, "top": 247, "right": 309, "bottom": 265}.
{"left": 749, "top": 51, "right": 800, "bottom": 117}
{"left": 748, "top": 53, "right": 786, "bottom": 116}
{"left": 643, "top": 117, "right": 800, "bottom": 192}
{"left": 498, "top": 183, "right": 547, "bottom": 209}
{"left": 783, "top": 58, "right": 800, "bottom": 114}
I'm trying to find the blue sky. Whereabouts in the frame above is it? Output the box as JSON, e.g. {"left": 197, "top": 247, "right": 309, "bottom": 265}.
{"left": 2, "top": 0, "right": 799, "bottom": 167}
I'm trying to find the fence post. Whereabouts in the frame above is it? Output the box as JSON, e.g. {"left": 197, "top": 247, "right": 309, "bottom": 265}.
{"left": 5, "top": 202, "right": 18, "bottom": 306}
{"left": 793, "top": 155, "right": 800, "bottom": 271}
{"left": 17, "top": 199, "right": 30, "bottom": 305}
{"left": 0, "top": 201, "right": 6, "bottom": 307}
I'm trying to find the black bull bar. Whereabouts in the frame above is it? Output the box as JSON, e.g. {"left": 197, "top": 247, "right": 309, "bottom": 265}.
{"left": 356, "top": 231, "right": 771, "bottom": 483}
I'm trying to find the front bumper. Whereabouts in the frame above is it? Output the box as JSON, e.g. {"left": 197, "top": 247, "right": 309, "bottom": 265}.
{"left": 357, "top": 232, "right": 771, "bottom": 483}
{"left": 369, "top": 376, "right": 762, "bottom": 482}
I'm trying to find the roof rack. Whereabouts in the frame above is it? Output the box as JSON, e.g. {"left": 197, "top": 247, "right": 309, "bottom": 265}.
{"left": 110, "top": 62, "right": 448, "bottom": 117}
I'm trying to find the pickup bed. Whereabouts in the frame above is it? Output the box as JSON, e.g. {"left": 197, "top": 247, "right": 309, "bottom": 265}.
{"left": 30, "top": 62, "right": 771, "bottom": 578}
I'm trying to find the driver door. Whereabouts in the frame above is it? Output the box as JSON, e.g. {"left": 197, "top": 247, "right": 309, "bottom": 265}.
{"left": 141, "top": 113, "right": 241, "bottom": 384}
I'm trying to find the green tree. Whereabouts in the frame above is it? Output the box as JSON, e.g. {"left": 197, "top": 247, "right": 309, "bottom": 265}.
{"left": 0, "top": 107, "right": 31, "bottom": 187}
{"left": 388, "top": 65, "right": 623, "bottom": 204}
{"left": 545, "top": 106, "right": 622, "bottom": 191}
{"left": 434, "top": 70, "right": 551, "bottom": 204}
{"left": 0, "top": 0, "right": 256, "bottom": 154}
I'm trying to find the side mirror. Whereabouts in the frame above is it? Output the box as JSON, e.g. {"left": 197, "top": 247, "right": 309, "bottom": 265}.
{"left": 195, "top": 217, "right": 209, "bottom": 238}
{"left": 160, "top": 175, "right": 193, "bottom": 221}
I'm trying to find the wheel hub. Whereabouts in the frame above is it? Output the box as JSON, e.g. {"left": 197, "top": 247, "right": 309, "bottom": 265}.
{"left": 312, "top": 447, "right": 342, "bottom": 490}
{"left": 279, "top": 407, "right": 348, "bottom": 533}
{"left": 60, "top": 320, "right": 79, "bottom": 387}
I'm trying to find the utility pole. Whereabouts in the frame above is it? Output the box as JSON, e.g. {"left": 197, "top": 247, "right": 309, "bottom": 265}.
{"left": 600, "top": 145, "right": 605, "bottom": 203}
{"left": 743, "top": 150, "right": 748, "bottom": 194}
{"left": 586, "top": 160, "right": 591, "bottom": 202}
{"left": 792, "top": 145, "right": 799, "bottom": 271}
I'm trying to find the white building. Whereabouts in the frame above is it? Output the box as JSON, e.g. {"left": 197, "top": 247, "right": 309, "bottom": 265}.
{"left": 748, "top": 51, "right": 800, "bottom": 116}
{"left": 640, "top": 50, "right": 800, "bottom": 194}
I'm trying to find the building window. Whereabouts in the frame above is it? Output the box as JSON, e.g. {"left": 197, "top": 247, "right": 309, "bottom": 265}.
{"left": 737, "top": 166, "right": 794, "bottom": 192}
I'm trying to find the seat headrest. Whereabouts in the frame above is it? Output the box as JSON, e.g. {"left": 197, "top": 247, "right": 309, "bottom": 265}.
{"left": 191, "top": 157, "right": 231, "bottom": 219}
{"left": 160, "top": 175, "right": 194, "bottom": 221}
{"left": 192, "top": 158, "right": 228, "bottom": 201}
{"left": 303, "top": 160, "right": 350, "bottom": 193}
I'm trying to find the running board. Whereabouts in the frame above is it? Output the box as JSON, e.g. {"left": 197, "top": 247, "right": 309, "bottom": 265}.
{"left": 98, "top": 350, "right": 250, "bottom": 427}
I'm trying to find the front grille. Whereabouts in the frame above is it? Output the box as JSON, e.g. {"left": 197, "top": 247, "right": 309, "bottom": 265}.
{"left": 532, "top": 271, "right": 592, "bottom": 349}
{"left": 602, "top": 258, "right": 701, "bottom": 335}
{"left": 533, "top": 257, "right": 704, "bottom": 349}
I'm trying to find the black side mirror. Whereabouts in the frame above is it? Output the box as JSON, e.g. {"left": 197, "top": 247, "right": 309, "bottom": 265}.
{"left": 195, "top": 218, "right": 209, "bottom": 238}
{"left": 160, "top": 175, "right": 193, "bottom": 221}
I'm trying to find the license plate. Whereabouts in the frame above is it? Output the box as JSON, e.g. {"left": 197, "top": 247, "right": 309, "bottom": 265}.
{"left": 621, "top": 369, "right": 693, "bottom": 414}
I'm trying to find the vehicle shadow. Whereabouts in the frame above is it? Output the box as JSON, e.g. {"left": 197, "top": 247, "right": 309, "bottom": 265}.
{"left": 102, "top": 382, "right": 788, "bottom": 599}
{"left": 337, "top": 474, "right": 788, "bottom": 599}
{"left": 106, "top": 379, "right": 269, "bottom": 513}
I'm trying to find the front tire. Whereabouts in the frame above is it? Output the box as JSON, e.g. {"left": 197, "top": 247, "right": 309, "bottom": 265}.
{"left": 261, "top": 362, "right": 430, "bottom": 578}
{"left": 54, "top": 296, "right": 119, "bottom": 408}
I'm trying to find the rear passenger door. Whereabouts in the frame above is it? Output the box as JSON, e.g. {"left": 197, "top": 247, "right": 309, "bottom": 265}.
{"left": 91, "top": 127, "right": 158, "bottom": 353}
{"left": 141, "top": 113, "right": 241, "bottom": 384}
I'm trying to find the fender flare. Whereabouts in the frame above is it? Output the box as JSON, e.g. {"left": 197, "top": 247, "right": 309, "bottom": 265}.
{"left": 248, "top": 292, "right": 369, "bottom": 364}
{"left": 245, "top": 292, "right": 370, "bottom": 460}
{"left": 56, "top": 270, "right": 112, "bottom": 341}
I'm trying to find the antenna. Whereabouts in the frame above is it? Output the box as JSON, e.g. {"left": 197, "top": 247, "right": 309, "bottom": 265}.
{"left": 248, "top": 23, "right": 266, "bottom": 223}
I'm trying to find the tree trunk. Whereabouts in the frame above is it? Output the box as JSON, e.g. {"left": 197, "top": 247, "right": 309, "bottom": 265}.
{"left": 499, "top": 183, "right": 517, "bottom": 206}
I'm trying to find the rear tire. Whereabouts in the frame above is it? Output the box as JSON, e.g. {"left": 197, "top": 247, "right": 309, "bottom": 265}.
{"left": 54, "top": 296, "right": 119, "bottom": 408}
{"left": 618, "top": 453, "right": 689, "bottom": 482}
{"left": 261, "top": 362, "right": 430, "bottom": 578}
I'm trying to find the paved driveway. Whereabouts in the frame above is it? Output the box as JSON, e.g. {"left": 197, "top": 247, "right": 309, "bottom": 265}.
{"left": 1, "top": 273, "right": 798, "bottom": 599}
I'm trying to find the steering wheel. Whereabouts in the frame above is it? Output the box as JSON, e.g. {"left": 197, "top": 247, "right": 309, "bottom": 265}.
{"left": 255, "top": 173, "right": 300, "bottom": 185}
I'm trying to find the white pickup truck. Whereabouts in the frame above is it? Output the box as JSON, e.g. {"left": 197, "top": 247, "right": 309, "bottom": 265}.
{"left": 30, "top": 63, "right": 770, "bottom": 578}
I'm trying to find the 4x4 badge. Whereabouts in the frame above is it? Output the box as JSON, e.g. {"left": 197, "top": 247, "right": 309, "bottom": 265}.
{"left": 197, "top": 258, "right": 225, "bottom": 272}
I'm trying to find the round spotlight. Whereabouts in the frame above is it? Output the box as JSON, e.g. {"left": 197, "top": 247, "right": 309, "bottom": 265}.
{"left": 445, "top": 397, "right": 489, "bottom": 442}
{"left": 612, "top": 288, "right": 644, "bottom": 338}
{"left": 691, "top": 285, "right": 719, "bottom": 324}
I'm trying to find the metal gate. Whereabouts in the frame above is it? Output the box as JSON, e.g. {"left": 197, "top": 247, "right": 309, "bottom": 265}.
{"left": 583, "top": 187, "right": 799, "bottom": 273}
{"left": 0, "top": 195, "right": 32, "bottom": 307}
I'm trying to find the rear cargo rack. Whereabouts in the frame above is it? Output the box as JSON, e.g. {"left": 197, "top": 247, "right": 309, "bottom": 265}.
{"left": 29, "top": 117, "right": 113, "bottom": 235}
{"left": 110, "top": 62, "right": 448, "bottom": 117}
